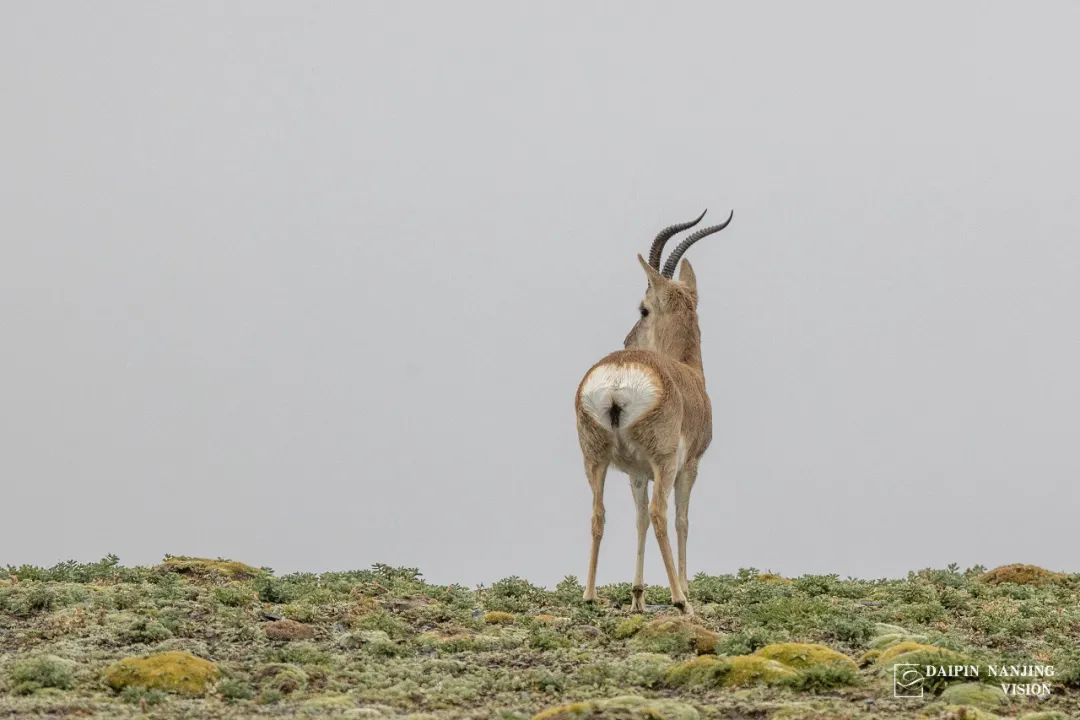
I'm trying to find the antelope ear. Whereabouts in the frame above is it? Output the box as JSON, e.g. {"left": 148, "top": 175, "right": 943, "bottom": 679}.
{"left": 637, "top": 254, "right": 666, "bottom": 288}
{"left": 678, "top": 259, "right": 697, "bottom": 295}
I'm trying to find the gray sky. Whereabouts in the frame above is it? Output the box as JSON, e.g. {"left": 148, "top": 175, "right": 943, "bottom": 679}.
{"left": 3, "top": 2, "right": 1078, "bottom": 587}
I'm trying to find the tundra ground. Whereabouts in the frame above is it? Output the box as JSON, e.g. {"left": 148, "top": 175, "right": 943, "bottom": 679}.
{"left": 1, "top": 557, "right": 1077, "bottom": 719}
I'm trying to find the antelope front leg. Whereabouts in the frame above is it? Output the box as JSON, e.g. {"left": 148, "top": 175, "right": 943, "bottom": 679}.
{"left": 650, "top": 463, "right": 692, "bottom": 614}
{"left": 582, "top": 460, "right": 608, "bottom": 603}
{"left": 629, "top": 474, "right": 650, "bottom": 612}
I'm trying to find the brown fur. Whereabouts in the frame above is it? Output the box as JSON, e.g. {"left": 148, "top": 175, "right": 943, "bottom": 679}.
{"left": 574, "top": 255, "right": 712, "bottom": 614}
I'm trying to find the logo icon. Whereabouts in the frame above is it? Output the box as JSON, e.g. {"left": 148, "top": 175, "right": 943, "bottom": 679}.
{"left": 894, "top": 663, "right": 925, "bottom": 697}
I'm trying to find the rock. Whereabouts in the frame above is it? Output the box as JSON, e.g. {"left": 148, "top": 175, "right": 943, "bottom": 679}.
{"left": 757, "top": 573, "right": 791, "bottom": 584}
{"left": 533, "top": 694, "right": 699, "bottom": 720}
{"left": 978, "top": 564, "right": 1064, "bottom": 586}
{"left": 665, "top": 655, "right": 798, "bottom": 687}
{"left": 264, "top": 618, "right": 316, "bottom": 641}
{"left": 159, "top": 555, "right": 263, "bottom": 581}
{"left": 571, "top": 624, "right": 603, "bottom": 639}
{"left": 104, "top": 651, "right": 218, "bottom": 696}
{"left": 634, "top": 615, "right": 720, "bottom": 655}
{"left": 753, "top": 642, "right": 858, "bottom": 672}
{"left": 382, "top": 597, "right": 430, "bottom": 612}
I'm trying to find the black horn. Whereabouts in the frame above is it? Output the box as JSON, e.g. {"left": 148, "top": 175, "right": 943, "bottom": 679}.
{"left": 661, "top": 210, "right": 734, "bottom": 278}
{"left": 648, "top": 209, "right": 707, "bottom": 270}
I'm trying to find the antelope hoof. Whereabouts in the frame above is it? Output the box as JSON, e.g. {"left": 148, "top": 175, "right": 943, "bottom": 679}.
{"left": 630, "top": 585, "right": 645, "bottom": 612}
{"left": 673, "top": 599, "right": 694, "bottom": 616}
{"left": 582, "top": 590, "right": 598, "bottom": 604}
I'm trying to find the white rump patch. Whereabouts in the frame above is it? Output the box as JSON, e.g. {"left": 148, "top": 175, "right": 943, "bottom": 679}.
{"left": 580, "top": 364, "right": 660, "bottom": 431}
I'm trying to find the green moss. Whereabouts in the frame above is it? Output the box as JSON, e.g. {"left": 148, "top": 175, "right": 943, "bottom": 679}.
{"left": 1018, "top": 713, "right": 1069, "bottom": 720}
{"left": 665, "top": 655, "right": 797, "bottom": 687}
{"left": 753, "top": 642, "right": 858, "bottom": 672}
{"left": 780, "top": 663, "right": 860, "bottom": 692}
{"left": 875, "top": 641, "right": 944, "bottom": 666}
{"left": 614, "top": 614, "right": 646, "bottom": 639}
{"left": 940, "top": 683, "right": 1008, "bottom": 711}
{"left": 612, "top": 652, "right": 672, "bottom": 688}
{"left": 104, "top": 651, "right": 219, "bottom": 696}
{"left": 925, "top": 706, "right": 1002, "bottom": 720}
{"left": 873, "top": 622, "right": 910, "bottom": 636}
{"left": 533, "top": 694, "right": 699, "bottom": 720}
{"left": 725, "top": 655, "right": 801, "bottom": 686}
{"left": 868, "top": 632, "right": 929, "bottom": 650}
{"left": 483, "top": 610, "right": 516, "bottom": 625}
{"left": 9, "top": 655, "right": 76, "bottom": 694}
{"left": 664, "top": 656, "right": 730, "bottom": 686}
{"left": 978, "top": 564, "right": 1064, "bottom": 586}
{"left": 875, "top": 643, "right": 978, "bottom": 694}
{"left": 159, "top": 555, "right": 263, "bottom": 581}
{"left": 858, "top": 649, "right": 882, "bottom": 666}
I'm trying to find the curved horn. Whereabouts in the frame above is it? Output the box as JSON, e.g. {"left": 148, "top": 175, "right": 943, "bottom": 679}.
{"left": 661, "top": 209, "right": 734, "bottom": 278}
{"left": 648, "top": 209, "right": 707, "bottom": 270}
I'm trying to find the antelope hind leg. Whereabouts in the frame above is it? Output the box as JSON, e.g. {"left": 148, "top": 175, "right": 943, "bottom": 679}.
{"left": 582, "top": 459, "right": 608, "bottom": 603}
{"left": 674, "top": 460, "right": 698, "bottom": 598}
{"left": 650, "top": 462, "right": 692, "bottom": 614}
{"left": 629, "top": 473, "right": 650, "bottom": 612}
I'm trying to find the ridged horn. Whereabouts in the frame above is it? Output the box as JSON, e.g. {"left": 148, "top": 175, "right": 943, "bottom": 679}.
{"left": 661, "top": 209, "right": 734, "bottom": 278}
{"left": 648, "top": 209, "right": 707, "bottom": 270}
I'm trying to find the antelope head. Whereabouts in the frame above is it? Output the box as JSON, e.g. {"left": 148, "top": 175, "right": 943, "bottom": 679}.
{"left": 623, "top": 209, "right": 734, "bottom": 368}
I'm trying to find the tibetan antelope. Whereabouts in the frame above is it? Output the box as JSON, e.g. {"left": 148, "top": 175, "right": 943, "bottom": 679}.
{"left": 574, "top": 209, "right": 733, "bottom": 614}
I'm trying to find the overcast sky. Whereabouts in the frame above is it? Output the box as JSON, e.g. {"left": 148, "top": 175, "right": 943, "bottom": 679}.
{"left": 3, "top": 2, "right": 1078, "bottom": 587}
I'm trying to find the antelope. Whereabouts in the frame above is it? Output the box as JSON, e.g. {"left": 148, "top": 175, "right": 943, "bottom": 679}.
{"left": 574, "top": 209, "right": 733, "bottom": 615}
